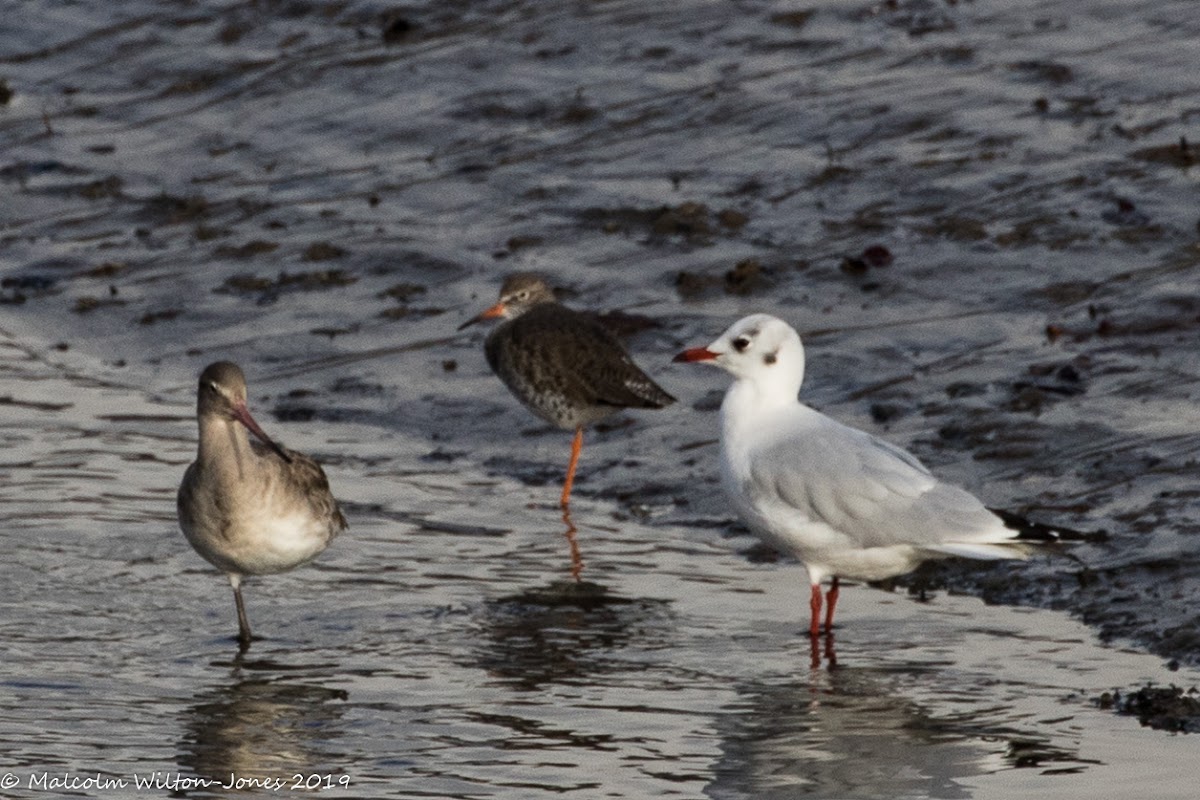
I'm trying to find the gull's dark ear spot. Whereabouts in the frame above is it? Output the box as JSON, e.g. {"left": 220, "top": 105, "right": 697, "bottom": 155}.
{"left": 763, "top": 351, "right": 777, "bottom": 366}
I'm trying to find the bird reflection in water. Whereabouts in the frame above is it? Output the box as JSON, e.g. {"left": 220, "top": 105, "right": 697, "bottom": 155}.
{"left": 475, "top": 573, "right": 670, "bottom": 692}
{"left": 562, "top": 509, "right": 583, "bottom": 581}
{"left": 178, "top": 666, "right": 348, "bottom": 786}
{"left": 809, "top": 632, "right": 837, "bottom": 671}
{"left": 707, "top": 660, "right": 1087, "bottom": 800}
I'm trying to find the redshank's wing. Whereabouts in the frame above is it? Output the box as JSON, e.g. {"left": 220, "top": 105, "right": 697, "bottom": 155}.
{"left": 746, "top": 409, "right": 1018, "bottom": 557}
{"left": 492, "top": 304, "right": 675, "bottom": 411}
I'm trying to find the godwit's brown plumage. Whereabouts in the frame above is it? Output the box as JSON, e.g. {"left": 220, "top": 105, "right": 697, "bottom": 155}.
{"left": 177, "top": 361, "right": 346, "bottom": 649}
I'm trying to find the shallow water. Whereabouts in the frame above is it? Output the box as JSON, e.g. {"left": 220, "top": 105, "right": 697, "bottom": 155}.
{"left": 2, "top": 0, "right": 1200, "bottom": 796}
{"left": 0, "top": 345, "right": 1197, "bottom": 797}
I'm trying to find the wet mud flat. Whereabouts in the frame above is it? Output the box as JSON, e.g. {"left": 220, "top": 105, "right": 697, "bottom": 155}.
{"left": 2, "top": 0, "right": 1200, "bottom": 796}
{"left": 2, "top": 367, "right": 1198, "bottom": 800}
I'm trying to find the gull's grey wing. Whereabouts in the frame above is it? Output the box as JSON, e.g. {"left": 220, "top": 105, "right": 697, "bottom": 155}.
{"left": 747, "top": 413, "right": 1007, "bottom": 550}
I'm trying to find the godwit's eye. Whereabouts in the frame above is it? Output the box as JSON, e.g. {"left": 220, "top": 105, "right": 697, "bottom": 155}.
{"left": 732, "top": 337, "right": 751, "bottom": 352}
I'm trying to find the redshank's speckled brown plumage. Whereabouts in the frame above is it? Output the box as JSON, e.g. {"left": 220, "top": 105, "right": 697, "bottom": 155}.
{"left": 177, "top": 361, "right": 347, "bottom": 649}
{"left": 459, "top": 273, "right": 675, "bottom": 516}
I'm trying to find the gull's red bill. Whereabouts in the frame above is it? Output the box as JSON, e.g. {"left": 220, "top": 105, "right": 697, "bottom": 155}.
{"left": 673, "top": 347, "right": 718, "bottom": 363}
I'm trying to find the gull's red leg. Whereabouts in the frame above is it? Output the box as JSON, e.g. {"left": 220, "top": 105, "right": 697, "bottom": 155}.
{"left": 824, "top": 577, "right": 840, "bottom": 632}
{"left": 809, "top": 583, "right": 822, "bottom": 638}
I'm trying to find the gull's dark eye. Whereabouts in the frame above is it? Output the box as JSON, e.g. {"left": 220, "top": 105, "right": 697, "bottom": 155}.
{"left": 732, "top": 336, "right": 751, "bottom": 353}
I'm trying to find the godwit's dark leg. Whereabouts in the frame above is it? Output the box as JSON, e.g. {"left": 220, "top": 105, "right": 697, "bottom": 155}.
{"left": 824, "top": 577, "right": 840, "bottom": 633}
{"left": 560, "top": 426, "right": 584, "bottom": 510}
{"left": 808, "top": 583, "right": 822, "bottom": 638}
{"left": 230, "top": 574, "right": 252, "bottom": 650}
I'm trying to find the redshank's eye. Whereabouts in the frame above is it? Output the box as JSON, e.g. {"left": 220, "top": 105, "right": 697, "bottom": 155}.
{"left": 732, "top": 337, "right": 751, "bottom": 352}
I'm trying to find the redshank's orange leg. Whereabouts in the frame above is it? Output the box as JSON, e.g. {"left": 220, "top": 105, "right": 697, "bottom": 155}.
{"left": 824, "top": 577, "right": 840, "bottom": 633}
{"left": 562, "top": 509, "right": 583, "bottom": 582}
{"left": 560, "top": 426, "right": 584, "bottom": 510}
{"left": 808, "top": 584, "right": 822, "bottom": 638}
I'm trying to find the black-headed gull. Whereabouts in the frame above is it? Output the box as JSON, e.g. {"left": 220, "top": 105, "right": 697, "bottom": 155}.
{"left": 675, "top": 314, "right": 1060, "bottom": 637}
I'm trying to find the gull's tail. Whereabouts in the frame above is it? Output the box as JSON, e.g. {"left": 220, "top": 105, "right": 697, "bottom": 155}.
{"left": 920, "top": 509, "right": 1106, "bottom": 563}
{"left": 987, "top": 507, "right": 1108, "bottom": 544}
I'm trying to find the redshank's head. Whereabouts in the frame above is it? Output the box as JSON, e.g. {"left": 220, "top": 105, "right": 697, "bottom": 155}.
{"left": 675, "top": 314, "right": 805, "bottom": 394}
{"left": 458, "top": 272, "right": 557, "bottom": 330}
{"left": 196, "top": 361, "right": 291, "bottom": 462}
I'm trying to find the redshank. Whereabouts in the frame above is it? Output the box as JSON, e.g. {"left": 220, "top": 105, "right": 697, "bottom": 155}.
{"left": 676, "top": 314, "right": 1069, "bottom": 637}
{"left": 177, "top": 361, "right": 347, "bottom": 649}
{"left": 459, "top": 273, "right": 676, "bottom": 513}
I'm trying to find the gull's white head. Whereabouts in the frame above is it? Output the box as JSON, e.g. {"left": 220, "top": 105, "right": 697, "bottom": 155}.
{"left": 675, "top": 314, "right": 805, "bottom": 400}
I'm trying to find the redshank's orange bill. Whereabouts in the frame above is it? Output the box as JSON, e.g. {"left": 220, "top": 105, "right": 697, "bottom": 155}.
{"left": 457, "top": 301, "right": 508, "bottom": 330}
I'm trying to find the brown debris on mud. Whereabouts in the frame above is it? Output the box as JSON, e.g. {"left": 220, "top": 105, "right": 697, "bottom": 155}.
{"left": 1098, "top": 685, "right": 1200, "bottom": 734}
